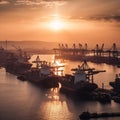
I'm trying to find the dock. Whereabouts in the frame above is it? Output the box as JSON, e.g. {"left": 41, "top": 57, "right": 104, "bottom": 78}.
{"left": 54, "top": 43, "right": 120, "bottom": 65}
{"left": 79, "top": 111, "right": 120, "bottom": 119}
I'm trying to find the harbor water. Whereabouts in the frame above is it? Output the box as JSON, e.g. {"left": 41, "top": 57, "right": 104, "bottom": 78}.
{"left": 0, "top": 54, "right": 120, "bottom": 120}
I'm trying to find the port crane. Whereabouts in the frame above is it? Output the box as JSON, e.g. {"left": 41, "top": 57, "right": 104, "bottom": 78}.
{"left": 92, "top": 44, "right": 104, "bottom": 56}
{"left": 12, "top": 45, "right": 23, "bottom": 57}
{"left": 106, "top": 43, "right": 119, "bottom": 58}
{"left": 71, "top": 60, "right": 106, "bottom": 83}
{"left": 11, "top": 45, "right": 30, "bottom": 61}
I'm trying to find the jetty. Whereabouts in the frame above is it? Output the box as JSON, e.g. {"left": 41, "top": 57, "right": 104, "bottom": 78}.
{"left": 79, "top": 111, "right": 120, "bottom": 119}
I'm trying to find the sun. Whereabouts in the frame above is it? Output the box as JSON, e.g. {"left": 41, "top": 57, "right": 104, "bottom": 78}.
{"left": 50, "top": 19, "right": 64, "bottom": 31}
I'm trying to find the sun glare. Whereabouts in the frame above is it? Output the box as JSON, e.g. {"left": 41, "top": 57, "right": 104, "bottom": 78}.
{"left": 50, "top": 20, "right": 64, "bottom": 31}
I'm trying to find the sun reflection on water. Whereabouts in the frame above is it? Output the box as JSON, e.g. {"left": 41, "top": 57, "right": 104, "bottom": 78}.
{"left": 51, "top": 57, "right": 66, "bottom": 76}
{"left": 38, "top": 101, "right": 69, "bottom": 120}
{"left": 45, "top": 87, "right": 61, "bottom": 101}
{"left": 36, "top": 84, "right": 71, "bottom": 120}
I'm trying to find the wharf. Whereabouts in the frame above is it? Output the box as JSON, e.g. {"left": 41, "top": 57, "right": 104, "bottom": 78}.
{"left": 54, "top": 43, "right": 120, "bottom": 65}
{"left": 79, "top": 111, "right": 120, "bottom": 119}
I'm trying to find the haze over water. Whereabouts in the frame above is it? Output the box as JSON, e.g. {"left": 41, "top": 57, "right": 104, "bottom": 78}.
{"left": 0, "top": 0, "right": 120, "bottom": 119}
{"left": 0, "top": 54, "right": 120, "bottom": 120}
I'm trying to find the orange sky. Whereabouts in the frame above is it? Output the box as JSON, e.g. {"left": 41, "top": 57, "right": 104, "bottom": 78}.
{"left": 0, "top": 0, "right": 120, "bottom": 47}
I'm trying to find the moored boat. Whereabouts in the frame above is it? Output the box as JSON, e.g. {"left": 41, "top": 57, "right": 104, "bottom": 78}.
{"left": 109, "top": 74, "right": 120, "bottom": 92}
{"left": 60, "top": 60, "right": 106, "bottom": 99}
{"left": 5, "top": 52, "right": 32, "bottom": 75}
{"left": 92, "top": 91, "right": 111, "bottom": 103}
{"left": 18, "top": 56, "right": 63, "bottom": 88}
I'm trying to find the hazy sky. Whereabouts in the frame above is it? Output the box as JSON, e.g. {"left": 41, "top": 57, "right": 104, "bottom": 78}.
{"left": 0, "top": 0, "right": 120, "bottom": 47}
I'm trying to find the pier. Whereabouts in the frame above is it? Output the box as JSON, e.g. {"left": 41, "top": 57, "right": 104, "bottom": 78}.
{"left": 79, "top": 111, "right": 120, "bottom": 119}
{"left": 54, "top": 43, "right": 120, "bottom": 65}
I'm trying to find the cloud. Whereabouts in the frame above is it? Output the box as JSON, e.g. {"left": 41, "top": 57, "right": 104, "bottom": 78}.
{"left": 88, "top": 16, "right": 120, "bottom": 22}
{"left": 60, "top": 0, "right": 120, "bottom": 23}
{"left": 0, "top": 0, "right": 10, "bottom": 5}
{"left": 15, "top": 0, "right": 42, "bottom": 6}
{"left": 0, "top": 0, "right": 67, "bottom": 13}
{"left": 68, "top": 15, "right": 120, "bottom": 23}
{"left": 0, "top": 0, "right": 67, "bottom": 6}
{"left": 0, "top": 0, "right": 120, "bottom": 23}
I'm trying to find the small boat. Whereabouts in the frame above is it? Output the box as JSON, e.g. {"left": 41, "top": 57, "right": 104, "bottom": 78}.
{"left": 113, "top": 96, "right": 120, "bottom": 103}
{"left": 92, "top": 92, "right": 111, "bottom": 103}
{"left": 79, "top": 111, "right": 120, "bottom": 119}
{"left": 17, "top": 74, "right": 27, "bottom": 81}
{"left": 109, "top": 74, "right": 120, "bottom": 92}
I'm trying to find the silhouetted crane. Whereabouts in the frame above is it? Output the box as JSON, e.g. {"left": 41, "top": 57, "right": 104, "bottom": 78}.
{"left": 12, "top": 45, "right": 22, "bottom": 57}
{"left": 92, "top": 44, "right": 104, "bottom": 56}
{"left": 73, "top": 43, "right": 76, "bottom": 49}
{"left": 65, "top": 44, "right": 68, "bottom": 48}
{"left": 106, "top": 43, "right": 118, "bottom": 58}
{"left": 84, "top": 43, "right": 88, "bottom": 50}
{"left": 61, "top": 44, "right": 64, "bottom": 48}
{"left": 78, "top": 43, "right": 82, "bottom": 50}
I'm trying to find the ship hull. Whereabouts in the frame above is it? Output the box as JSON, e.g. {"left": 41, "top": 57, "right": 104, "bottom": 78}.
{"left": 5, "top": 62, "right": 32, "bottom": 75}
{"left": 60, "top": 81, "right": 98, "bottom": 99}
{"left": 29, "top": 76, "right": 59, "bottom": 88}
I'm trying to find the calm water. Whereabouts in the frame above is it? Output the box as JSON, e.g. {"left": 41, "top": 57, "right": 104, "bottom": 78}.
{"left": 0, "top": 54, "right": 120, "bottom": 120}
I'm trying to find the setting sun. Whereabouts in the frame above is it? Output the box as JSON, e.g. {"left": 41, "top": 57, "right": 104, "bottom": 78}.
{"left": 49, "top": 19, "right": 64, "bottom": 31}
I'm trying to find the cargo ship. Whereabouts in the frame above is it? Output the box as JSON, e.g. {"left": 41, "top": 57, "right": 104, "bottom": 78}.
{"left": 109, "top": 74, "right": 120, "bottom": 92}
{"left": 60, "top": 60, "right": 106, "bottom": 99}
{"left": 17, "top": 56, "right": 63, "bottom": 88}
{"left": 5, "top": 51, "right": 32, "bottom": 75}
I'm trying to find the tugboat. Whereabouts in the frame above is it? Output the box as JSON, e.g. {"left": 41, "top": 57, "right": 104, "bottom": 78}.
{"left": 60, "top": 60, "right": 106, "bottom": 99}
{"left": 109, "top": 74, "right": 120, "bottom": 103}
{"left": 109, "top": 74, "right": 120, "bottom": 92}
{"left": 92, "top": 91, "right": 111, "bottom": 103}
{"left": 113, "top": 96, "right": 120, "bottom": 103}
